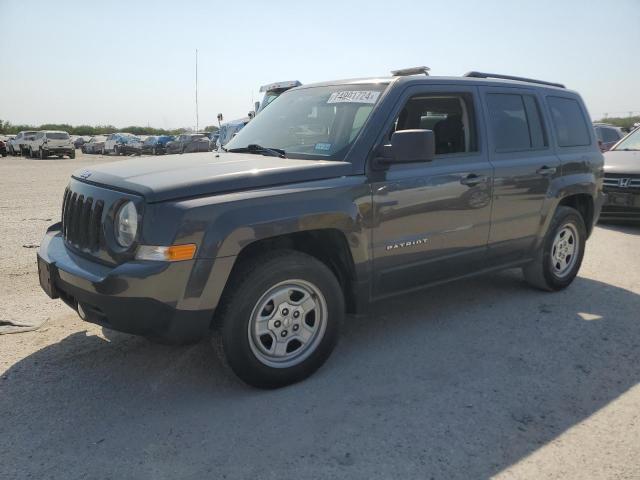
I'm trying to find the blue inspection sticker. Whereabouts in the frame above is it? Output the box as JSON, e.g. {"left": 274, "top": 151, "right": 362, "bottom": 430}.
{"left": 315, "top": 143, "right": 332, "bottom": 151}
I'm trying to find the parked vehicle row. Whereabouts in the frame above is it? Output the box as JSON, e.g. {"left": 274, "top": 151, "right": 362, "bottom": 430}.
{"left": 6, "top": 131, "right": 75, "bottom": 158}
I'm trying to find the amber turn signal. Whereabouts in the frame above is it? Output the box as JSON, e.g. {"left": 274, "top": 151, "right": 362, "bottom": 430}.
{"left": 135, "top": 244, "right": 197, "bottom": 262}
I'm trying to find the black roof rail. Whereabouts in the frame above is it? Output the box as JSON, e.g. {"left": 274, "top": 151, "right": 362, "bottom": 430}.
{"left": 463, "top": 71, "right": 565, "bottom": 89}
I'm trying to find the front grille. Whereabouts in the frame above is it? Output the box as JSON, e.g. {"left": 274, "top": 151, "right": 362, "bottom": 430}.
{"left": 61, "top": 187, "right": 104, "bottom": 251}
{"left": 603, "top": 173, "right": 640, "bottom": 190}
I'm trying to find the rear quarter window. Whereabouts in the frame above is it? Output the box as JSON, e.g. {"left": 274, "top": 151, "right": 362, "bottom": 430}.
{"left": 547, "top": 96, "right": 591, "bottom": 147}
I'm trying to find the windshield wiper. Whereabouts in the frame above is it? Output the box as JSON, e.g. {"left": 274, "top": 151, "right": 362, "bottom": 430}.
{"left": 227, "top": 144, "right": 286, "bottom": 158}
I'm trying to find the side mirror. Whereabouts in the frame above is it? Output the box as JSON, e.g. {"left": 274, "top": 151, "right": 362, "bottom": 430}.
{"left": 379, "top": 129, "right": 435, "bottom": 165}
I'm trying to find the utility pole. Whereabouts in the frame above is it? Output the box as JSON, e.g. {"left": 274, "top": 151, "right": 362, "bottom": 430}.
{"left": 195, "top": 49, "right": 199, "bottom": 133}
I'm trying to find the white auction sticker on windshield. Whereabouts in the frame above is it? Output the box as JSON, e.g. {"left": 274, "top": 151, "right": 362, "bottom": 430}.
{"left": 327, "top": 91, "right": 380, "bottom": 104}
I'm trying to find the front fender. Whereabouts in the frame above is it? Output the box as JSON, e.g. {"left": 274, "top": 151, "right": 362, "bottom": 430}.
{"left": 151, "top": 176, "right": 372, "bottom": 311}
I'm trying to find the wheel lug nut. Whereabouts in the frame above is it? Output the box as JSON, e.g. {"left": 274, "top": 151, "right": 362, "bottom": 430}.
{"left": 293, "top": 311, "right": 300, "bottom": 318}
{"left": 274, "top": 320, "right": 281, "bottom": 328}
{"left": 282, "top": 308, "right": 289, "bottom": 316}
{"left": 281, "top": 330, "right": 288, "bottom": 337}
{"left": 293, "top": 324, "right": 299, "bottom": 331}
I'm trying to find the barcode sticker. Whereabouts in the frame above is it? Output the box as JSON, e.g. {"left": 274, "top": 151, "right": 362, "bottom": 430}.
{"left": 327, "top": 91, "right": 380, "bottom": 104}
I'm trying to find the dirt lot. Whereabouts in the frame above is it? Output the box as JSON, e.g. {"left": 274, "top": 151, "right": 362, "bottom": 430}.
{"left": 1, "top": 152, "right": 639, "bottom": 480}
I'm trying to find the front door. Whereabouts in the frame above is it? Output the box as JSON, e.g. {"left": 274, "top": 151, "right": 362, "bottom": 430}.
{"left": 370, "top": 85, "right": 493, "bottom": 299}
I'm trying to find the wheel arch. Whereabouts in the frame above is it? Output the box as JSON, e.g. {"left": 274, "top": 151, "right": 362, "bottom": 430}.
{"left": 232, "top": 229, "right": 359, "bottom": 312}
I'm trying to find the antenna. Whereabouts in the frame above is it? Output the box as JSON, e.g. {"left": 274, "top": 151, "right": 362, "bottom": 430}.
{"left": 195, "top": 49, "right": 199, "bottom": 133}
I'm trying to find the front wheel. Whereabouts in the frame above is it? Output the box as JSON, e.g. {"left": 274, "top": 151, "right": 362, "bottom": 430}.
{"left": 523, "top": 206, "right": 586, "bottom": 291}
{"left": 213, "top": 250, "right": 344, "bottom": 388}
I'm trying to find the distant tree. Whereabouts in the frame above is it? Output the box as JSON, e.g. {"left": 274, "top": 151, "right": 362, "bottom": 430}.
{"left": 203, "top": 125, "right": 220, "bottom": 132}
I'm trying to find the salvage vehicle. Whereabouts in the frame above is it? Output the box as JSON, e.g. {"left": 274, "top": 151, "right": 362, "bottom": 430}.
{"left": 26, "top": 131, "right": 75, "bottom": 159}
{"left": 8, "top": 130, "right": 38, "bottom": 156}
{"left": 165, "top": 134, "right": 210, "bottom": 154}
{"left": 37, "top": 68, "right": 604, "bottom": 388}
{"left": 256, "top": 80, "right": 302, "bottom": 113}
{"left": 593, "top": 123, "right": 625, "bottom": 152}
{"left": 81, "top": 135, "right": 108, "bottom": 154}
{"left": 103, "top": 133, "right": 140, "bottom": 155}
{"left": 141, "top": 135, "right": 175, "bottom": 155}
{"left": 216, "top": 118, "right": 249, "bottom": 149}
{"left": 601, "top": 126, "right": 640, "bottom": 222}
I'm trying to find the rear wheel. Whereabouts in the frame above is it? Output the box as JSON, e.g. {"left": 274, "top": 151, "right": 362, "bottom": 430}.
{"left": 523, "top": 206, "right": 586, "bottom": 291}
{"left": 70, "top": 150, "right": 75, "bottom": 159}
{"left": 213, "top": 250, "right": 344, "bottom": 388}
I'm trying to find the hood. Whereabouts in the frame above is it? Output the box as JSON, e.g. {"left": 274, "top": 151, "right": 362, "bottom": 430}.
{"left": 604, "top": 150, "right": 640, "bottom": 175}
{"left": 72, "top": 152, "right": 352, "bottom": 202}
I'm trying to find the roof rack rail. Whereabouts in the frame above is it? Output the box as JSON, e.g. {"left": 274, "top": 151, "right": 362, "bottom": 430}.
{"left": 463, "top": 71, "right": 565, "bottom": 89}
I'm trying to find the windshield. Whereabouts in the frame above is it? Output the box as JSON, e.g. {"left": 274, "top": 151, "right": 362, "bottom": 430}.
{"left": 612, "top": 128, "right": 640, "bottom": 151}
{"left": 226, "top": 84, "right": 387, "bottom": 160}
{"left": 47, "top": 132, "right": 69, "bottom": 140}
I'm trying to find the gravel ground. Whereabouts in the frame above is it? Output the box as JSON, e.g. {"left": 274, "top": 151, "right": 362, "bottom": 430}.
{"left": 1, "top": 152, "right": 639, "bottom": 479}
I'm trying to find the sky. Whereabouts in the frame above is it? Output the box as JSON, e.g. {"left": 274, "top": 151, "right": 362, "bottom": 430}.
{"left": 1, "top": 0, "right": 639, "bottom": 130}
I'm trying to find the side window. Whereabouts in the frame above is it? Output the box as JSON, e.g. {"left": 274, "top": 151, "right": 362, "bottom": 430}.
{"left": 390, "top": 93, "right": 477, "bottom": 155}
{"left": 547, "top": 96, "right": 591, "bottom": 147}
{"left": 486, "top": 93, "right": 547, "bottom": 152}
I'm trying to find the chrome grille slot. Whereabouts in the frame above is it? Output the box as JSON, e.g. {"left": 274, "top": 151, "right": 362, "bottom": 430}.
{"left": 603, "top": 174, "right": 640, "bottom": 191}
{"left": 61, "top": 189, "right": 103, "bottom": 251}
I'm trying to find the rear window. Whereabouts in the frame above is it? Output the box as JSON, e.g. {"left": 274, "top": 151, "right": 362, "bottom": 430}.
{"left": 547, "top": 96, "right": 591, "bottom": 147}
{"left": 47, "top": 132, "right": 69, "bottom": 140}
{"left": 600, "top": 127, "right": 620, "bottom": 143}
{"left": 487, "top": 93, "right": 547, "bottom": 152}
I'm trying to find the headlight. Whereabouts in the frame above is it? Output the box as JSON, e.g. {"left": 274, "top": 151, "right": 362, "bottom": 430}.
{"left": 115, "top": 201, "right": 138, "bottom": 248}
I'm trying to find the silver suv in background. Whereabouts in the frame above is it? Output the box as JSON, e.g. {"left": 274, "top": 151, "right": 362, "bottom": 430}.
{"left": 7, "top": 131, "right": 38, "bottom": 156}
{"left": 25, "top": 131, "right": 75, "bottom": 159}
{"left": 601, "top": 126, "right": 640, "bottom": 222}
{"left": 594, "top": 123, "right": 625, "bottom": 152}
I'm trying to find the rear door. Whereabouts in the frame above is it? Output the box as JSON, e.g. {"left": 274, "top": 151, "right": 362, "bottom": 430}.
{"left": 370, "top": 84, "right": 494, "bottom": 298}
{"left": 480, "top": 87, "right": 559, "bottom": 263}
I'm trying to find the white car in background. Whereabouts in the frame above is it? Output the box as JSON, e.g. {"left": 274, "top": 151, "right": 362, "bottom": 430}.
{"left": 103, "top": 133, "right": 139, "bottom": 155}
{"left": 25, "top": 131, "right": 75, "bottom": 159}
{"left": 7, "top": 131, "right": 38, "bottom": 156}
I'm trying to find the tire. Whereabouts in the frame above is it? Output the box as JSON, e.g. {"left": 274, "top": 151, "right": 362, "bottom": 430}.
{"left": 114, "top": 145, "right": 119, "bottom": 156}
{"left": 39, "top": 148, "right": 45, "bottom": 159}
{"left": 213, "top": 250, "right": 344, "bottom": 389}
{"left": 523, "top": 206, "right": 586, "bottom": 291}
{"left": 70, "top": 150, "right": 75, "bottom": 159}
{"left": 101, "top": 147, "right": 105, "bottom": 155}
{"left": 153, "top": 146, "right": 158, "bottom": 155}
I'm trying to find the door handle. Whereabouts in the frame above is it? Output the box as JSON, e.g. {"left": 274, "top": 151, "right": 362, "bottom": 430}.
{"left": 460, "top": 174, "right": 488, "bottom": 186}
{"left": 536, "top": 166, "right": 557, "bottom": 176}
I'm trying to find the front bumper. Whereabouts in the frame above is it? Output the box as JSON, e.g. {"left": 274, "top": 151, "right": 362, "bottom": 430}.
{"left": 37, "top": 224, "right": 213, "bottom": 342}
{"left": 600, "top": 190, "right": 640, "bottom": 223}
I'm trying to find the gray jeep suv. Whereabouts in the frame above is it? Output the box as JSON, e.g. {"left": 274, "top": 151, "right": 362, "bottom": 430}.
{"left": 37, "top": 69, "right": 604, "bottom": 388}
